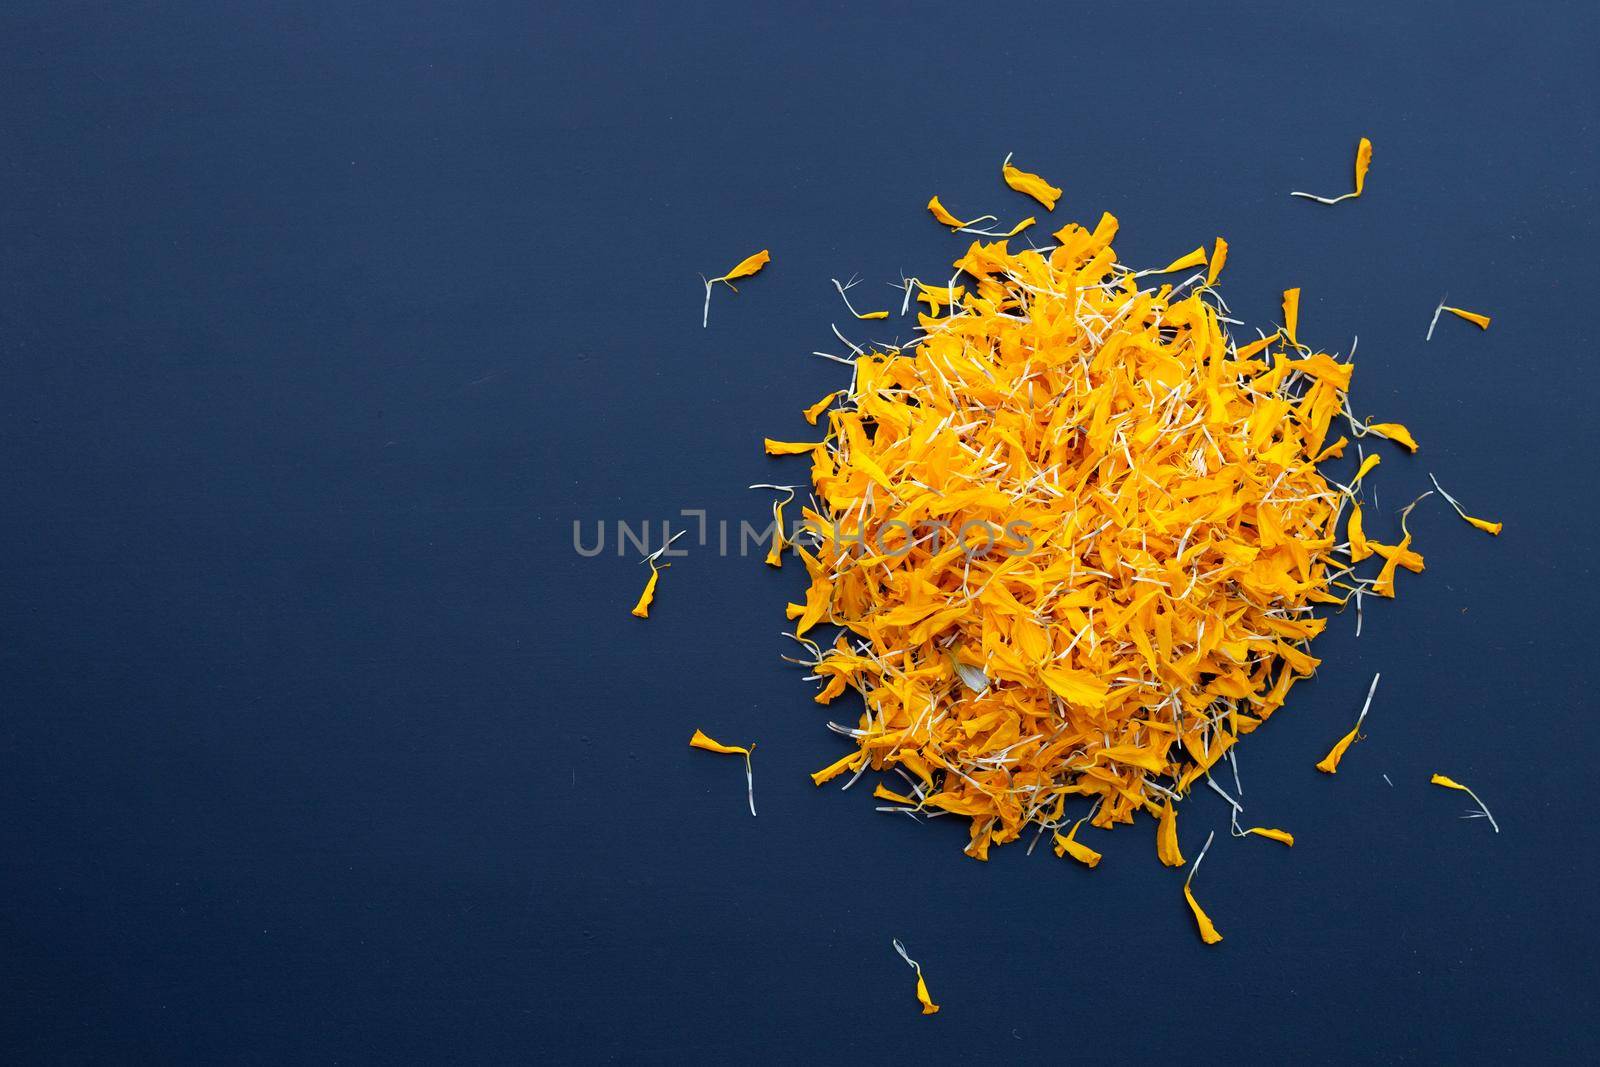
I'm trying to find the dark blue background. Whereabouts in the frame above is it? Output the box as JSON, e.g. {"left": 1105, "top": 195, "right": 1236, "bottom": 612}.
{"left": 3, "top": 1, "right": 1595, "bottom": 1061}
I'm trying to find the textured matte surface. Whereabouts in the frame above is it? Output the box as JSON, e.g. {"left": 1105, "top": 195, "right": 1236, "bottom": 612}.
{"left": 2, "top": 1, "right": 1595, "bottom": 1060}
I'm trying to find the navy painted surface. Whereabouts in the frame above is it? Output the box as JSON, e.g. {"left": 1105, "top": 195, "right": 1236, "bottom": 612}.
{"left": 2, "top": 1, "right": 1595, "bottom": 1061}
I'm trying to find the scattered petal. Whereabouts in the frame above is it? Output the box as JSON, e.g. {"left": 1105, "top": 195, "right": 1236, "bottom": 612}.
{"left": 689, "top": 730, "right": 756, "bottom": 815}
{"left": 1184, "top": 831, "right": 1223, "bottom": 945}
{"left": 765, "top": 438, "right": 823, "bottom": 455}
{"left": 1159, "top": 246, "right": 1208, "bottom": 274}
{"left": 1053, "top": 818, "right": 1102, "bottom": 868}
{"left": 1206, "top": 237, "right": 1228, "bottom": 286}
{"left": 803, "top": 391, "right": 841, "bottom": 425}
{"left": 631, "top": 560, "right": 664, "bottom": 618}
{"left": 719, "top": 250, "right": 771, "bottom": 284}
{"left": 891, "top": 939, "right": 940, "bottom": 1015}
{"left": 1001, "top": 153, "right": 1062, "bottom": 210}
{"left": 1290, "top": 136, "right": 1373, "bottom": 204}
{"left": 927, "top": 195, "right": 981, "bottom": 229}
{"left": 1156, "top": 799, "right": 1185, "bottom": 867}
{"left": 1316, "top": 673, "right": 1379, "bottom": 773}
{"left": 702, "top": 250, "right": 771, "bottom": 326}
{"left": 1364, "top": 421, "right": 1418, "bottom": 452}
{"left": 1429, "top": 473, "right": 1502, "bottom": 535}
{"left": 1443, "top": 306, "right": 1491, "bottom": 329}
{"left": 1283, "top": 288, "right": 1301, "bottom": 346}
{"left": 811, "top": 750, "right": 866, "bottom": 786}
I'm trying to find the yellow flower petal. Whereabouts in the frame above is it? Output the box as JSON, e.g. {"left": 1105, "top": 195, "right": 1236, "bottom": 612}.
{"left": 802, "top": 391, "right": 841, "bottom": 425}
{"left": 915, "top": 971, "right": 940, "bottom": 1015}
{"left": 1365, "top": 421, "right": 1418, "bottom": 452}
{"left": 717, "top": 250, "right": 770, "bottom": 284}
{"left": 874, "top": 783, "right": 916, "bottom": 805}
{"left": 765, "top": 497, "right": 787, "bottom": 568}
{"left": 1316, "top": 723, "right": 1361, "bottom": 773}
{"left": 1184, "top": 883, "right": 1224, "bottom": 944}
{"left": 631, "top": 560, "right": 663, "bottom": 618}
{"left": 703, "top": 250, "right": 770, "bottom": 326}
{"left": 691, "top": 730, "right": 757, "bottom": 815}
{"left": 1206, "top": 237, "right": 1228, "bottom": 286}
{"left": 1234, "top": 331, "right": 1280, "bottom": 360}
{"left": 1053, "top": 819, "right": 1102, "bottom": 868}
{"left": 1040, "top": 666, "right": 1108, "bottom": 707}
{"left": 1348, "top": 503, "right": 1372, "bottom": 562}
{"left": 892, "top": 940, "right": 941, "bottom": 1015}
{"left": 1353, "top": 137, "right": 1373, "bottom": 195}
{"left": 1371, "top": 532, "right": 1410, "bottom": 598}
{"left": 1317, "top": 673, "right": 1378, "bottom": 772}
{"left": 1159, "top": 246, "right": 1208, "bottom": 274}
{"left": 1291, "top": 136, "right": 1372, "bottom": 204}
{"left": 1001, "top": 154, "right": 1062, "bottom": 210}
{"left": 1283, "top": 288, "right": 1301, "bottom": 346}
{"left": 1443, "top": 306, "right": 1491, "bottom": 329}
{"left": 764, "top": 438, "right": 822, "bottom": 455}
{"left": 810, "top": 750, "right": 865, "bottom": 786}
{"left": 689, "top": 729, "right": 748, "bottom": 756}
{"left": 1429, "top": 473, "right": 1502, "bottom": 535}
{"left": 1156, "top": 799, "right": 1185, "bottom": 867}
{"left": 927, "top": 195, "right": 969, "bottom": 229}
{"left": 1244, "top": 827, "right": 1295, "bottom": 846}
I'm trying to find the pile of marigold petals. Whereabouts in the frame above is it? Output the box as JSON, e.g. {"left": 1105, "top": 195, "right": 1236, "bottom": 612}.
{"left": 778, "top": 214, "right": 1414, "bottom": 861}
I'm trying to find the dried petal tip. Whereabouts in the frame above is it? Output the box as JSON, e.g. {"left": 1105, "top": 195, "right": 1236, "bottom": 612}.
{"left": 1364, "top": 421, "right": 1419, "bottom": 452}
{"left": 1428, "top": 473, "right": 1503, "bottom": 536}
{"left": 1158, "top": 246, "right": 1209, "bottom": 274}
{"left": 1185, "top": 883, "right": 1224, "bottom": 944}
{"left": 1427, "top": 300, "right": 1489, "bottom": 341}
{"left": 689, "top": 730, "right": 757, "bottom": 816}
{"left": 764, "top": 438, "right": 822, "bottom": 455}
{"left": 1206, "top": 237, "right": 1229, "bottom": 286}
{"left": 810, "top": 750, "right": 864, "bottom": 787}
{"left": 702, "top": 250, "right": 770, "bottom": 326}
{"left": 1290, "top": 136, "right": 1373, "bottom": 204}
{"left": 1001, "top": 153, "right": 1062, "bottom": 210}
{"left": 915, "top": 973, "right": 940, "bottom": 1014}
{"left": 1315, "top": 724, "right": 1361, "bottom": 773}
{"left": 1354, "top": 137, "right": 1374, "bottom": 195}
{"left": 1317, "top": 673, "right": 1379, "bottom": 773}
{"left": 717, "top": 250, "right": 770, "bottom": 285}
{"left": 1053, "top": 819, "right": 1102, "bottom": 868}
{"left": 1443, "top": 307, "right": 1491, "bottom": 329}
{"left": 631, "top": 560, "right": 664, "bottom": 618}
{"left": 1156, "top": 799, "right": 1185, "bottom": 867}
{"left": 892, "top": 940, "right": 941, "bottom": 1015}
{"left": 1184, "top": 831, "right": 1223, "bottom": 945}
{"left": 689, "top": 730, "right": 749, "bottom": 756}
{"left": 927, "top": 195, "right": 967, "bottom": 229}
{"left": 802, "top": 391, "right": 841, "bottom": 425}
